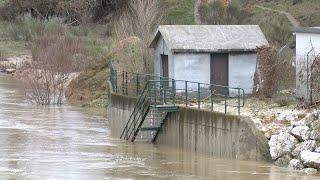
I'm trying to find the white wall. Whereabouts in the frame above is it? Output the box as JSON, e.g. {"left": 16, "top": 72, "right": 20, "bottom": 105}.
{"left": 154, "top": 36, "right": 173, "bottom": 77}
{"left": 154, "top": 37, "right": 257, "bottom": 94}
{"left": 229, "top": 53, "right": 257, "bottom": 95}
{"left": 173, "top": 53, "right": 211, "bottom": 89}
{"left": 295, "top": 32, "right": 320, "bottom": 102}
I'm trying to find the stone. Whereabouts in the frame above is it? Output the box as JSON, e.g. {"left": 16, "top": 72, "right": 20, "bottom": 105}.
{"left": 300, "top": 150, "right": 320, "bottom": 170}
{"left": 291, "top": 125, "right": 310, "bottom": 141}
{"left": 291, "top": 120, "right": 305, "bottom": 127}
{"left": 315, "top": 147, "right": 320, "bottom": 153}
{"left": 292, "top": 140, "right": 317, "bottom": 157}
{"left": 269, "top": 132, "right": 299, "bottom": 160}
{"left": 280, "top": 114, "right": 295, "bottom": 121}
{"left": 312, "top": 111, "right": 320, "bottom": 120}
{"left": 303, "top": 113, "right": 317, "bottom": 125}
{"left": 310, "top": 120, "right": 320, "bottom": 130}
{"left": 309, "top": 129, "right": 320, "bottom": 140}
{"left": 275, "top": 154, "right": 291, "bottom": 167}
{"left": 303, "top": 168, "right": 318, "bottom": 174}
{"left": 288, "top": 159, "right": 304, "bottom": 170}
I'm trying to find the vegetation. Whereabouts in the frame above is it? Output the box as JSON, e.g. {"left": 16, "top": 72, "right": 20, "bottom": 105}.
{"left": 0, "top": 0, "right": 319, "bottom": 106}
{"left": 0, "top": 0, "right": 128, "bottom": 23}
{"left": 162, "top": 0, "right": 195, "bottom": 25}
{"left": 259, "top": 0, "right": 320, "bottom": 27}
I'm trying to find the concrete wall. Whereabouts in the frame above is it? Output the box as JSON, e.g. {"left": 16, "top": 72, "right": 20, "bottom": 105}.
{"left": 173, "top": 53, "right": 211, "bottom": 89}
{"left": 108, "top": 94, "right": 137, "bottom": 137}
{"left": 108, "top": 93, "right": 271, "bottom": 162}
{"left": 295, "top": 32, "right": 320, "bottom": 102}
{"left": 153, "top": 37, "right": 257, "bottom": 94}
{"left": 229, "top": 53, "right": 257, "bottom": 95}
{"left": 154, "top": 36, "right": 173, "bottom": 77}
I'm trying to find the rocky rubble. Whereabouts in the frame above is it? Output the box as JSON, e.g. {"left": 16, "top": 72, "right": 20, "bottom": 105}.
{"left": 268, "top": 110, "right": 320, "bottom": 174}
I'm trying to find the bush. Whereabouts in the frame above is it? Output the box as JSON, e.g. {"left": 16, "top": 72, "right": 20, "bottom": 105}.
{"left": 19, "top": 32, "right": 86, "bottom": 105}
{"left": 199, "top": 1, "right": 251, "bottom": 25}
{"left": 0, "top": 0, "right": 128, "bottom": 23}
{"left": 292, "top": 0, "right": 302, "bottom": 5}
{"left": 2, "top": 18, "right": 65, "bottom": 41}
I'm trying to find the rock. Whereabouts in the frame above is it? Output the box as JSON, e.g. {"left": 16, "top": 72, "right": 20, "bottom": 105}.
{"left": 269, "top": 132, "right": 299, "bottom": 160}
{"left": 315, "top": 147, "right": 320, "bottom": 153}
{"left": 303, "top": 113, "right": 317, "bottom": 124}
{"left": 288, "top": 159, "right": 304, "bottom": 170}
{"left": 300, "top": 150, "right": 320, "bottom": 169}
{"left": 280, "top": 114, "right": 295, "bottom": 121}
{"left": 310, "top": 120, "right": 320, "bottom": 130}
{"left": 264, "top": 132, "right": 271, "bottom": 139}
{"left": 291, "top": 120, "right": 306, "bottom": 127}
{"left": 310, "top": 129, "right": 320, "bottom": 140}
{"left": 291, "top": 125, "right": 310, "bottom": 141}
{"left": 303, "top": 168, "right": 318, "bottom": 174}
{"left": 292, "top": 140, "right": 317, "bottom": 157}
{"left": 275, "top": 154, "right": 291, "bottom": 167}
{"left": 312, "top": 111, "right": 320, "bottom": 120}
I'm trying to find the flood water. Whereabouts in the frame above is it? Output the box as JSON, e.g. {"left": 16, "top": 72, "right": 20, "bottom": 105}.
{"left": 0, "top": 73, "right": 319, "bottom": 179}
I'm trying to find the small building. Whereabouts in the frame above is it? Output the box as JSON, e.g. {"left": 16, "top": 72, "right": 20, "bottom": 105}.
{"left": 149, "top": 25, "right": 269, "bottom": 94}
{"left": 293, "top": 27, "right": 320, "bottom": 103}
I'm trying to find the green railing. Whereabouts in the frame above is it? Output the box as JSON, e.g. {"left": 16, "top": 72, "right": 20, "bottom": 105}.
{"left": 109, "top": 64, "right": 245, "bottom": 115}
{"left": 120, "top": 80, "right": 178, "bottom": 141}
{"left": 120, "top": 81, "right": 150, "bottom": 141}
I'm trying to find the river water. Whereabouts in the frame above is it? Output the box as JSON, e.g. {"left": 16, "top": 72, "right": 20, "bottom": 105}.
{"left": 0, "top": 73, "right": 319, "bottom": 179}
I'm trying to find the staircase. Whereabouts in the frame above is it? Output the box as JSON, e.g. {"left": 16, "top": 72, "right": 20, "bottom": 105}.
{"left": 120, "top": 80, "right": 179, "bottom": 142}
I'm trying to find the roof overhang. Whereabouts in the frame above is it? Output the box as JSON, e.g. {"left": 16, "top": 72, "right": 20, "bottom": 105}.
{"left": 293, "top": 27, "right": 320, "bottom": 34}
{"left": 171, "top": 48, "right": 258, "bottom": 53}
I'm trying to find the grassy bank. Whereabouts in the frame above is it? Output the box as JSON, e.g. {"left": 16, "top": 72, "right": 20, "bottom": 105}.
{"left": 1, "top": 0, "right": 319, "bottom": 107}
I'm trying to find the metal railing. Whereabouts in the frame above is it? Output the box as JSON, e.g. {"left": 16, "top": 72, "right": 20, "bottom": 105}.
{"left": 109, "top": 63, "right": 245, "bottom": 115}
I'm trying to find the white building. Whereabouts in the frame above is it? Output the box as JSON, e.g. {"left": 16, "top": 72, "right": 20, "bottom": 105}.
{"left": 149, "top": 25, "right": 269, "bottom": 94}
{"left": 293, "top": 27, "right": 320, "bottom": 103}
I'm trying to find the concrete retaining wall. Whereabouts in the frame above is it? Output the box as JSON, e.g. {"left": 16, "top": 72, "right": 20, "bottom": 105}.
{"left": 108, "top": 93, "right": 271, "bottom": 162}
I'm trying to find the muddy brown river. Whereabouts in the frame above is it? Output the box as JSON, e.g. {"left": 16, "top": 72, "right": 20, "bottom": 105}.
{"left": 0, "top": 73, "right": 319, "bottom": 179}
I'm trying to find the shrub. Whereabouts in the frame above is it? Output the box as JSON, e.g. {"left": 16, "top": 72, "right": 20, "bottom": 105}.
{"left": 275, "top": 97, "right": 290, "bottom": 107}
{"left": 19, "top": 33, "right": 86, "bottom": 105}
{"left": 199, "top": 0, "right": 251, "bottom": 25}
{"left": 0, "top": 0, "right": 128, "bottom": 23}
{"left": 2, "top": 18, "right": 65, "bottom": 41}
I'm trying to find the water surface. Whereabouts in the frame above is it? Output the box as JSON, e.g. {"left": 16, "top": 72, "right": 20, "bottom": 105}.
{"left": 0, "top": 74, "right": 319, "bottom": 179}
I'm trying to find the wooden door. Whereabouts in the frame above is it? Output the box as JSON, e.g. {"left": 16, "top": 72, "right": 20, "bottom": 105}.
{"left": 211, "top": 53, "right": 229, "bottom": 95}
{"left": 161, "top": 55, "right": 169, "bottom": 77}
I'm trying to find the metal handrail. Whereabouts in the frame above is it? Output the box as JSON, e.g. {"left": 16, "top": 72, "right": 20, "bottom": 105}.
{"left": 109, "top": 64, "right": 245, "bottom": 116}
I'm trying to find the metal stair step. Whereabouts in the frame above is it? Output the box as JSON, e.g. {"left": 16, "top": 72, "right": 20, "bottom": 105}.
{"left": 140, "top": 127, "right": 161, "bottom": 131}
{"left": 153, "top": 105, "right": 179, "bottom": 112}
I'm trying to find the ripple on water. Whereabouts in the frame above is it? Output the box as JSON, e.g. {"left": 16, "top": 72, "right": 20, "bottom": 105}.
{"left": 0, "top": 73, "right": 320, "bottom": 179}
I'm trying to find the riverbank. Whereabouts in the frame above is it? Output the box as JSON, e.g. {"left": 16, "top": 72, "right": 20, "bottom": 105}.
{"left": 2, "top": 73, "right": 320, "bottom": 179}
{"left": 108, "top": 88, "right": 320, "bottom": 174}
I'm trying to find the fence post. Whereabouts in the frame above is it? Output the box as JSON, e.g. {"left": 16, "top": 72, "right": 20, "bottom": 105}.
{"left": 115, "top": 70, "right": 118, "bottom": 93}
{"left": 125, "top": 72, "right": 128, "bottom": 95}
{"left": 198, "top": 83, "right": 201, "bottom": 109}
{"left": 211, "top": 88, "right": 214, "bottom": 111}
{"left": 136, "top": 74, "right": 139, "bottom": 96}
{"left": 109, "top": 68, "right": 114, "bottom": 91}
{"left": 224, "top": 87, "right": 228, "bottom": 114}
{"left": 172, "top": 79, "right": 176, "bottom": 104}
{"left": 164, "top": 81, "right": 167, "bottom": 104}
{"left": 185, "top": 81, "right": 188, "bottom": 107}
{"left": 122, "top": 71, "right": 125, "bottom": 95}
{"left": 238, "top": 89, "right": 241, "bottom": 116}
{"left": 159, "top": 77, "right": 163, "bottom": 103}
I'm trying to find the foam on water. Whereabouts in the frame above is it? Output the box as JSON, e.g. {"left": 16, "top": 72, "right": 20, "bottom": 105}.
{"left": 0, "top": 73, "right": 319, "bottom": 179}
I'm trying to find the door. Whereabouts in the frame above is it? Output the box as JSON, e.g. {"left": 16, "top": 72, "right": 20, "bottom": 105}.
{"left": 210, "top": 53, "right": 229, "bottom": 95}
{"left": 161, "top": 55, "right": 169, "bottom": 77}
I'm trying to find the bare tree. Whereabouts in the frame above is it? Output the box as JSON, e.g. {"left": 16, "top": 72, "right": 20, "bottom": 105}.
{"left": 19, "top": 34, "right": 85, "bottom": 105}
{"left": 113, "top": 0, "right": 162, "bottom": 73}
{"left": 310, "top": 53, "right": 320, "bottom": 105}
